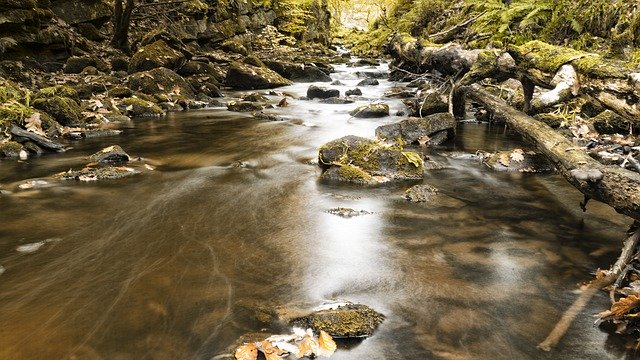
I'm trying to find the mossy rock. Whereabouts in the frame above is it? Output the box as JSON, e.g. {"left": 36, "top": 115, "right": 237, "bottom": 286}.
{"left": 291, "top": 303, "right": 384, "bottom": 338}
{"left": 37, "top": 85, "right": 79, "bottom": 102}
{"left": 349, "top": 103, "right": 389, "bottom": 118}
{"left": 592, "top": 109, "right": 636, "bottom": 134}
{"left": 243, "top": 55, "right": 265, "bottom": 68}
{"left": 56, "top": 166, "right": 140, "bottom": 181}
{"left": 225, "top": 61, "right": 292, "bottom": 90}
{"left": 264, "top": 60, "right": 332, "bottom": 82}
{"left": 0, "top": 141, "right": 23, "bottom": 158}
{"left": 128, "top": 67, "right": 195, "bottom": 98}
{"left": 0, "top": 78, "right": 30, "bottom": 104}
{"left": 220, "top": 40, "right": 248, "bottom": 56}
{"left": 177, "top": 61, "right": 223, "bottom": 78}
{"left": 119, "top": 97, "right": 164, "bottom": 117}
{"left": 32, "top": 96, "right": 82, "bottom": 126}
{"left": 108, "top": 85, "right": 133, "bottom": 98}
{"left": 63, "top": 55, "right": 96, "bottom": 74}
{"left": 404, "top": 184, "right": 438, "bottom": 203}
{"left": 227, "top": 101, "right": 265, "bottom": 112}
{"left": 320, "top": 164, "right": 377, "bottom": 184}
{"left": 533, "top": 113, "right": 565, "bottom": 128}
{"left": 318, "top": 135, "right": 424, "bottom": 183}
{"left": 128, "top": 40, "right": 186, "bottom": 73}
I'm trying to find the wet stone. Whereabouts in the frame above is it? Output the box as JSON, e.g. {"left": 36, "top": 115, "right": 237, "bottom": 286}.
{"left": 404, "top": 184, "right": 439, "bottom": 202}
{"left": 89, "top": 145, "right": 130, "bottom": 164}
{"left": 320, "top": 97, "right": 354, "bottom": 104}
{"left": 290, "top": 302, "right": 384, "bottom": 338}
{"left": 357, "top": 78, "right": 379, "bottom": 86}
{"left": 56, "top": 166, "right": 140, "bottom": 181}
{"left": 307, "top": 85, "right": 340, "bottom": 99}
{"left": 349, "top": 103, "right": 389, "bottom": 118}
{"left": 345, "top": 88, "right": 362, "bottom": 97}
{"left": 326, "top": 207, "right": 372, "bottom": 217}
{"left": 227, "top": 101, "right": 266, "bottom": 112}
{"left": 241, "top": 92, "right": 268, "bottom": 102}
{"left": 375, "top": 113, "right": 456, "bottom": 145}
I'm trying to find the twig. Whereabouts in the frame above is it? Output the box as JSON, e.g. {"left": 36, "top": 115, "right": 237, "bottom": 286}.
{"left": 537, "top": 222, "right": 640, "bottom": 351}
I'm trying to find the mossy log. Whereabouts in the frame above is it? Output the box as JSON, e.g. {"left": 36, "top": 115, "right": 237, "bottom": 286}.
{"left": 463, "top": 84, "right": 640, "bottom": 220}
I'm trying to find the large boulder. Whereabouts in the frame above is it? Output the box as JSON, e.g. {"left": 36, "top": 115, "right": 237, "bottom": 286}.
{"left": 63, "top": 55, "right": 108, "bottom": 74}
{"left": 307, "top": 85, "right": 339, "bottom": 99}
{"left": 264, "top": 60, "right": 332, "bottom": 82}
{"left": 375, "top": 113, "right": 456, "bottom": 145}
{"left": 349, "top": 103, "right": 389, "bottom": 118}
{"left": 225, "top": 62, "right": 292, "bottom": 90}
{"left": 128, "top": 67, "right": 195, "bottom": 99}
{"left": 128, "top": 40, "right": 186, "bottom": 73}
{"left": 318, "top": 135, "right": 424, "bottom": 184}
{"left": 403, "top": 92, "right": 449, "bottom": 117}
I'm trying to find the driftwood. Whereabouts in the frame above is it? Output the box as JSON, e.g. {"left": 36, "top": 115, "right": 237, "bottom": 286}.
{"left": 463, "top": 84, "right": 640, "bottom": 220}
{"left": 11, "top": 125, "right": 65, "bottom": 152}
{"left": 537, "top": 222, "right": 640, "bottom": 351}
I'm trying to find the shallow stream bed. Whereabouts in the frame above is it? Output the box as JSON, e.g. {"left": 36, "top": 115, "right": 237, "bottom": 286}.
{"left": 0, "top": 62, "right": 635, "bottom": 359}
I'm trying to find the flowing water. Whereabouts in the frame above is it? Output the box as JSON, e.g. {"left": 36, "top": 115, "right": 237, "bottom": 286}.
{"left": 0, "top": 63, "right": 635, "bottom": 359}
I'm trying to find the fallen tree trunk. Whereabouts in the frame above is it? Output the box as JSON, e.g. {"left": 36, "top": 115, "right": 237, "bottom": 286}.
{"left": 463, "top": 84, "right": 640, "bottom": 220}
{"left": 11, "top": 125, "right": 65, "bottom": 152}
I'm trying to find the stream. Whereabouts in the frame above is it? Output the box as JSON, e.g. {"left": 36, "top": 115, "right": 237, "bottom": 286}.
{"left": 0, "top": 62, "right": 635, "bottom": 359}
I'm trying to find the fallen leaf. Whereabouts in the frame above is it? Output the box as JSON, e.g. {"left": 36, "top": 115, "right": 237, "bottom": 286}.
{"left": 259, "top": 341, "right": 284, "bottom": 360}
{"left": 498, "top": 152, "right": 511, "bottom": 167}
{"left": 234, "top": 343, "right": 258, "bottom": 360}
{"left": 297, "top": 336, "right": 318, "bottom": 358}
{"left": 602, "top": 295, "right": 640, "bottom": 319}
{"left": 317, "top": 330, "right": 337, "bottom": 357}
{"left": 510, "top": 149, "right": 525, "bottom": 162}
{"left": 24, "top": 112, "right": 46, "bottom": 137}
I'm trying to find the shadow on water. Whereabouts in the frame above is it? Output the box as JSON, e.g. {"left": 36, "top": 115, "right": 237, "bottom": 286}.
{"left": 0, "top": 63, "right": 637, "bottom": 359}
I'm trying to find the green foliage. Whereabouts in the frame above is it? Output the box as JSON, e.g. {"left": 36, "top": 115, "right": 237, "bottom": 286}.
{"left": 273, "top": 0, "right": 315, "bottom": 38}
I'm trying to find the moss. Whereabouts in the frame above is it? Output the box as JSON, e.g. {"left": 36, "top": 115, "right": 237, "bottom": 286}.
{"left": 292, "top": 304, "right": 384, "bottom": 338}
{"left": 336, "top": 164, "right": 374, "bottom": 184}
{"left": 37, "top": 85, "right": 78, "bottom": 102}
{"left": 32, "top": 96, "right": 81, "bottom": 126}
{"left": 120, "top": 97, "right": 164, "bottom": 117}
{"left": 0, "top": 140, "right": 23, "bottom": 158}
{"left": 0, "top": 101, "right": 34, "bottom": 130}
{"left": 128, "top": 40, "right": 184, "bottom": 73}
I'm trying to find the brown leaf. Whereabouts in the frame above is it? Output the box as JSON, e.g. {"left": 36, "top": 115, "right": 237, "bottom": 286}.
{"left": 317, "top": 330, "right": 337, "bottom": 357}
{"left": 259, "top": 341, "right": 284, "bottom": 360}
{"left": 296, "top": 336, "right": 317, "bottom": 358}
{"left": 234, "top": 343, "right": 258, "bottom": 360}
{"left": 498, "top": 152, "right": 511, "bottom": 167}
{"left": 24, "top": 112, "right": 46, "bottom": 137}
{"left": 605, "top": 295, "right": 640, "bottom": 319}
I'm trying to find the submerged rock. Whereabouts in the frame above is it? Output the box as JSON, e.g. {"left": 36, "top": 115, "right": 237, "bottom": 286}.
{"left": 345, "top": 88, "right": 362, "bottom": 96}
{"left": 319, "top": 97, "right": 354, "bottom": 104}
{"left": 241, "top": 92, "right": 268, "bottom": 102}
{"left": 327, "top": 207, "right": 372, "bottom": 217}
{"left": 404, "top": 184, "right": 439, "bottom": 202}
{"left": 89, "top": 145, "right": 130, "bottom": 164}
{"left": 227, "top": 101, "right": 266, "bottom": 112}
{"left": 225, "top": 62, "right": 292, "bottom": 90}
{"left": 349, "top": 103, "right": 389, "bottom": 118}
{"left": 481, "top": 149, "right": 555, "bottom": 173}
{"left": 357, "top": 78, "right": 379, "bottom": 86}
{"left": 56, "top": 166, "right": 140, "bottom": 181}
{"left": 307, "top": 85, "right": 339, "bottom": 99}
{"left": 375, "top": 113, "right": 456, "bottom": 145}
{"left": 318, "top": 135, "right": 424, "bottom": 184}
{"left": 290, "top": 302, "right": 384, "bottom": 338}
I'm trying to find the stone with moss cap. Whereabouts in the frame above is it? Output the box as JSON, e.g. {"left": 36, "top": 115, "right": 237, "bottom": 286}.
{"left": 32, "top": 96, "right": 82, "bottom": 126}
{"left": 375, "top": 113, "right": 456, "bottom": 145}
{"left": 118, "top": 97, "right": 164, "bottom": 117}
{"left": 128, "top": 67, "right": 195, "bottom": 99}
{"left": 290, "top": 302, "right": 384, "bottom": 338}
{"left": 225, "top": 62, "right": 292, "bottom": 90}
{"left": 128, "top": 40, "right": 186, "bottom": 73}
{"left": 318, "top": 135, "right": 424, "bottom": 184}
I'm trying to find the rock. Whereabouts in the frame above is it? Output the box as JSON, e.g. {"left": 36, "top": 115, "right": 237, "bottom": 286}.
{"left": 81, "top": 66, "right": 98, "bottom": 76}
{"left": 349, "top": 103, "right": 389, "bottom": 118}
{"left": 404, "top": 184, "right": 438, "bottom": 202}
{"left": 189, "top": 77, "right": 223, "bottom": 98}
{"left": 264, "top": 60, "right": 332, "bottom": 82}
{"left": 227, "top": 101, "right": 265, "bottom": 112}
{"left": 326, "top": 207, "right": 372, "bottom": 217}
{"left": 118, "top": 97, "right": 165, "bottom": 117}
{"left": 243, "top": 55, "right": 266, "bottom": 68}
{"left": 220, "top": 39, "right": 248, "bottom": 55}
{"left": 177, "top": 61, "right": 223, "bottom": 79}
{"left": 76, "top": 23, "right": 107, "bottom": 41}
{"left": 32, "top": 96, "right": 82, "bottom": 126}
{"left": 109, "top": 85, "right": 133, "bottom": 98}
{"left": 225, "top": 62, "right": 292, "bottom": 90}
{"left": 318, "top": 135, "right": 424, "bottom": 184}
{"left": 37, "top": 85, "right": 79, "bottom": 102}
{"left": 64, "top": 56, "right": 98, "bottom": 74}
{"left": 0, "top": 141, "right": 22, "bottom": 158}
{"left": 375, "top": 113, "right": 456, "bottom": 145}
{"left": 290, "top": 302, "right": 384, "bottom": 338}
{"left": 50, "top": 0, "right": 112, "bottom": 26}
{"left": 533, "top": 113, "right": 564, "bottom": 128}
{"left": 252, "top": 111, "right": 284, "bottom": 121}
{"left": 331, "top": 80, "right": 344, "bottom": 85}
{"left": 128, "top": 67, "right": 195, "bottom": 99}
{"left": 404, "top": 92, "right": 449, "bottom": 117}
{"left": 128, "top": 40, "right": 186, "bottom": 73}
{"left": 111, "top": 56, "right": 129, "bottom": 72}
{"left": 345, "top": 88, "right": 362, "bottom": 96}
{"left": 384, "top": 88, "right": 415, "bottom": 98}
{"left": 592, "top": 109, "right": 636, "bottom": 134}
{"left": 355, "top": 70, "right": 387, "bottom": 79}
{"left": 307, "top": 85, "right": 339, "bottom": 99}
{"left": 319, "top": 97, "right": 354, "bottom": 104}
{"left": 357, "top": 78, "right": 379, "bottom": 86}
{"left": 241, "top": 92, "right": 268, "bottom": 102}
{"left": 56, "top": 166, "right": 140, "bottom": 181}
{"left": 481, "top": 150, "right": 555, "bottom": 173}
{"left": 89, "top": 145, "right": 130, "bottom": 164}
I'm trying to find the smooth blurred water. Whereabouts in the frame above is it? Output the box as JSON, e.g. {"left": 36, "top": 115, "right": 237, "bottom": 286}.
{"left": 0, "top": 62, "right": 635, "bottom": 359}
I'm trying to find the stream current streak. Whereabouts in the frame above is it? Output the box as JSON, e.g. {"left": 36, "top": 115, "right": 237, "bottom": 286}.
{"left": 0, "top": 62, "right": 632, "bottom": 359}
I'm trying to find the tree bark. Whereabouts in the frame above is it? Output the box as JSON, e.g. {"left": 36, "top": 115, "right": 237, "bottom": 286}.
{"left": 463, "top": 84, "right": 640, "bottom": 220}
{"left": 110, "top": 0, "right": 135, "bottom": 53}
